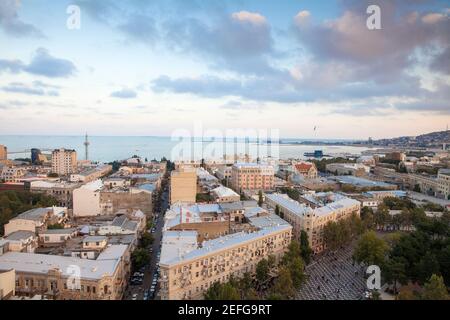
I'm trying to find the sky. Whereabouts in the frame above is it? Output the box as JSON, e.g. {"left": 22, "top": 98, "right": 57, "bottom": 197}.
{"left": 0, "top": 0, "right": 449, "bottom": 139}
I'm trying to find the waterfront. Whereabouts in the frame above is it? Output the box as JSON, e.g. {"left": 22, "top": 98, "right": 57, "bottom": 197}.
{"left": 0, "top": 135, "right": 369, "bottom": 163}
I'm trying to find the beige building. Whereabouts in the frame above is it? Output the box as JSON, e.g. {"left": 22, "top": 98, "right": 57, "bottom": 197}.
{"left": 159, "top": 225, "right": 292, "bottom": 300}
{"left": 170, "top": 166, "right": 197, "bottom": 205}
{"left": 51, "top": 149, "right": 77, "bottom": 176}
{"left": 266, "top": 192, "right": 360, "bottom": 253}
{"left": 0, "top": 145, "right": 7, "bottom": 161}
{"left": 0, "top": 269, "right": 15, "bottom": 300}
{"left": 326, "top": 163, "right": 368, "bottom": 177}
{"left": 293, "top": 162, "right": 318, "bottom": 179}
{"left": 0, "top": 244, "right": 129, "bottom": 300}
{"left": 409, "top": 169, "right": 450, "bottom": 199}
{"left": 210, "top": 186, "right": 240, "bottom": 203}
{"left": 70, "top": 164, "right": 112, "bottom": 183}
{"left": 1, "top": 167, "right": 27, "bottom": 183}
{"left": 4, "top": 207, "right": 68, "bottom": 236}
{"left": 27, "top": 180, "right": 80, "bottom": 208}
{"left": 3, "top": 231, "right": 38, "bottom": 253}
{"left": 231, "top": 163, "right": 274, "bottom": 192}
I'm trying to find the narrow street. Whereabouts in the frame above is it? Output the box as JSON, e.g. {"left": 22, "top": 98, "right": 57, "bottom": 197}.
{"left": 124, "top": 184, "right": 169, "bottom": 300}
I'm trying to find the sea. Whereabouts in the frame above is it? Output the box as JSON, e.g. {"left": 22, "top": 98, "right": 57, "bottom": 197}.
{"left": 0, "top": 135, "right": 369, "bottom": 163}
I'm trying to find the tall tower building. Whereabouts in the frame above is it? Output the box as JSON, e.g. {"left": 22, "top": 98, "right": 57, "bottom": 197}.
{"left": 0, "top": 145, "right": 7, "bottom": 161}
{"left": 51, "top": 148, "right": 77, "bottom": 175}
{"left": 84, "top": 133, "right": 90, "bottom": 160}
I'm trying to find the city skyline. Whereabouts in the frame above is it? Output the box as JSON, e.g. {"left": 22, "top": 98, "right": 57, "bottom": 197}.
{"left": 0, "top": 0, "right": 449, "bottom": 138}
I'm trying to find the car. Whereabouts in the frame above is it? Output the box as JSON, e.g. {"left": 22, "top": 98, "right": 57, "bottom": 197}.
{"left": 139, "top": 267, "right": 146, "bottom": 273}
{"left": 132, "top": 293, "right": 138, "bottom": 300}
{"left": 143, "top": 291, "right": 149, "bottom": 300}
{"left": 151, "top": 228, "right": 155, "bottom": 233}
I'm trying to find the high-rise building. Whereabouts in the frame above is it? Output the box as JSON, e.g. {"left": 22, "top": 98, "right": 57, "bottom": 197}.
{"left": 0, "top": 145, "right": 7, "bottom": 161}
{"left": 51, "top": 148, "right": 77, "bottom": 176}
{"left": 170, "top": 166, "right": 197, "bottom": 205}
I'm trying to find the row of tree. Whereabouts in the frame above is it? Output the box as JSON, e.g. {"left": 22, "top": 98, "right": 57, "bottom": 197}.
{"left": 352, "top": 212, "right": 449, "bottom": 299}
{"left": 204, "top": 241, "right": 307, "bottom": 300}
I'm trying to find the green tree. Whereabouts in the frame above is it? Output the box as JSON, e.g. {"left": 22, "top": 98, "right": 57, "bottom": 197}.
{"left": 47, "top": 223, "right": 65, "bottom": 230}
{"left": 274, "top": 205, "right": 280, "bottom": 216}
{"left": 256, "top": 258, "right": 270, "bottom": 284}
{"left": 140, "top": 231, "right": 154, "bottom": 248}
{"left": 374, "top": 204, "right": 390, "bottom": 230}
{"left": 299, "top": 230, "right": 313, "bottom": 265}
{"left": 131, "top": 248, "right": 150, "bottom": 270}
{"left": 421, "top": 274, "right": 449, "bottom": 300}
{"left": 353, "top": 231, "right": 388, "bottom": 266}
{"left": 383, "top": 257, "right": 408, "bottom": 294}
{"left": 271, "top": 267, "right": 295, "bottom": 299}
{"left": 204, "top": 282, "right": 240, "bottom": 300}
{"left": 258, "top": 190, "right": 264, "bottom": 207}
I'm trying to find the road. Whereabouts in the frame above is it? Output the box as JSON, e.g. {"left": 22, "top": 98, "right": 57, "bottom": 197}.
{"left": 124, "top": 185, "right": 169, "bottom": 300}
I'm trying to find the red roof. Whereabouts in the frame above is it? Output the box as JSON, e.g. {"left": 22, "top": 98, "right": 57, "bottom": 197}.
{"left": 295, "top": 163, "right": 313, "bottom": 172}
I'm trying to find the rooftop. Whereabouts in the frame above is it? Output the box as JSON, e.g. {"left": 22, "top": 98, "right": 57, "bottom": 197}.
{"left": 4, "top": 230, "right": 36, "bottom": 241}
{"left": 0, "top": 252, "right": 119, "bottom": 280}
{"left": 39, "top": 228, "right": 77, "bottom": 235}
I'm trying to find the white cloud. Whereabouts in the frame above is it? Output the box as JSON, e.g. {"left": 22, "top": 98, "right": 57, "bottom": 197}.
{"left": 231, "top": 11, "right": 267, "bottom": 26}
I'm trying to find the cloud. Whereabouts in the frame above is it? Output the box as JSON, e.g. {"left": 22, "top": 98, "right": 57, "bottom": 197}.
{"left": 110, "top": 88, "right": 137, "bottom": 99}
{"left": 0, "top": 48, "right": 77, "bottom": 78}
{"left": 2, "top": 81, "right": 60, "bottom": 96}
{"left": 0, "top": 0, "right": 44, "bottom": 37}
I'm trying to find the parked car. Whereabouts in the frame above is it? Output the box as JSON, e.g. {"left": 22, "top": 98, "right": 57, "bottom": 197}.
{"left": 132, "top": 293, "right": 138, "bottom": 300}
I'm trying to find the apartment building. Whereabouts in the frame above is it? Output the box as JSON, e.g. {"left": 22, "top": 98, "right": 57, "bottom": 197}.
{"left": 51, "top": 149, "right": 77, "bottom": 176}
{"left": 293, "top": 162, "right": 318, "bottom": 179}
{"left": 170, "top": 166, "right": 197, "bottom": 205}
{"left": 4, "top": 207, "right": 68, "bottom": 237}
{"left": 0, "top": 167, "right": 27, "bottom": 183}
{"left": 266, "top": 192, "right": 360, "bottom": 253}
{"left": 210, "top": 186, "right": 240, "bottom": 203}
{"left": 326, "top": 163, "right": 369, "bottom": 177}
{"left": 231, "top": 163, "right": 274, "bottom": 192}
{"left": 0, "top": 145, "right": 7, "bottom": 161}
{"left": 409, "top": 169, "right": 450, "bottom": 199}
{"left": 159, "top": 225, "right": 292, "bottom": 300}
{"left": 70, "top": 164, "right": 112, "bottom": 183}
{"left": 0, "top": 244, "right": 129, "bottom": 300}
{"left": 27, "top": 180, "right": 80, "bottom": 208}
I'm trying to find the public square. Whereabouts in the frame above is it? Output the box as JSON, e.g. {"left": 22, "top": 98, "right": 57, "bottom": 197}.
{"left": 296, "top": 245, "right": 367, "bottom": 300}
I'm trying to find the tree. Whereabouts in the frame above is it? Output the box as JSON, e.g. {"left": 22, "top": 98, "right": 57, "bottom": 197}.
{"left": 258, "top": 190, "right": 264, "bottom": 207}
{"left": 374, "top": 204, "right": 390, "bottom": 230}
{"left": 141, "top": 232, "right": 154, "bottom": 248}
{"left": 131, "top": 248, "right": 150, "bottom": 270}
{"left": 299, "top": 230, "right": 312, "bottom": 265}
{"left": 204, "top": 282, "right": 240, "bottom": 300}
{"left": 270, "top": 267, "right": 295, "bottom": 299}
{"left": 47, "top": 223, "right": 65, "bottom": 230}
{"left": 323, "top": 221, "right": 339, "bottom": 250}
{"left": 413, "top": 184, "right": 421, "bottom": 193}
{"left": 256, "top": 259, "right": 270, "bottom": 285}
{"left": 287, "top": 256, "right": 305, "bottom": 289}
{"left": 383, "top": 257, "right": 408, "bottom": 294}
{"left": 421, "top": 274, "right": 449, "bottom": 300}
{"left": 353, "top": 231, "right": 388, "bottom": 266}
{"left": 397, "top": 289, "right": 419, "bottom": 300}
{"left": 275, "top": 205, "right": 280, "bottom": 216}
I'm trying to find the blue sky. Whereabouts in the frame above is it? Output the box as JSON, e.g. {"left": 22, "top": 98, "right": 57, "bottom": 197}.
{"left": 0, "top": 0, "right": 449, "bottom": 139}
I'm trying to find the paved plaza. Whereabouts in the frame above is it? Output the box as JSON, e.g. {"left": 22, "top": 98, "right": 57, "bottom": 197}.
{"left": 296, "top": 245, "right": 367, "bottom": 300}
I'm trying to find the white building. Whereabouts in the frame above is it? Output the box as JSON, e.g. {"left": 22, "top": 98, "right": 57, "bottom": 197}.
{"left": 73, "top": 180, "right": 104, "bottom": 217}
{"left": 51, "top": 149, "right": 77, "bottom": 176}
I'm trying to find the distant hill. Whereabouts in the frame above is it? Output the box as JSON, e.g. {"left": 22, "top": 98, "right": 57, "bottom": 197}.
{"left": 373, "top": 130, "right": 450, "bottom": 148}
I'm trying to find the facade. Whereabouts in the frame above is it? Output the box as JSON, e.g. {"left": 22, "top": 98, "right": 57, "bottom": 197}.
{"left": 3, "top": 231, "right": 38, "bottom": 253}
{"left": 231, "top": 163, "right": 274, "bottom": 192}
{"left": 170, "top": 166, "right": 197, "bottom": 205}
{"left": 210, "top": 186, "right": 240, "bottom": 203}
{"left": 293, "top": 162, "right": 318, "bottom": 179}
{"left": 266, "top": 192, "right": 360, "bottom": 253}
{"left": 159, "top": 226, "right": 292, "bottom": 300}
{"left": 28, "top": 180, "right": 80, "bottom": 208}
{"left": 0, "top": 269, "right": 15, "bottom": 300}
{"left": 73, "top": 180, "right": 103, "bottom": 217}
{"left": 38, "top": 228, "right": 78, "bottom": 245}
{"left": 51, "top": 149, "right": 77, "bottom": 176}
{"left": 0, "top": 245, "right": 128, "bottom": 300}
{"left": 326, "top": 163, "right": 368, "bottom": 177}
{"left": 4, "top": 207, "right": 68, "bottom": 237}
{"left": 0, "top": 145, "right": 7, "bottom": 161}
{"left": 1, "top": 167, "right": 27, "bottom": 183}
{"left": 409, "top": 169, "right": 450, "bottom": 199}
{"left": 70, "top": 164, "right": 112, "bottom": 183}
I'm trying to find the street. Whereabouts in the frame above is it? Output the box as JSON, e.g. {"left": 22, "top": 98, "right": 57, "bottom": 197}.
{"left": 124, "top": 185, "right": 169, "bottom": 300}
